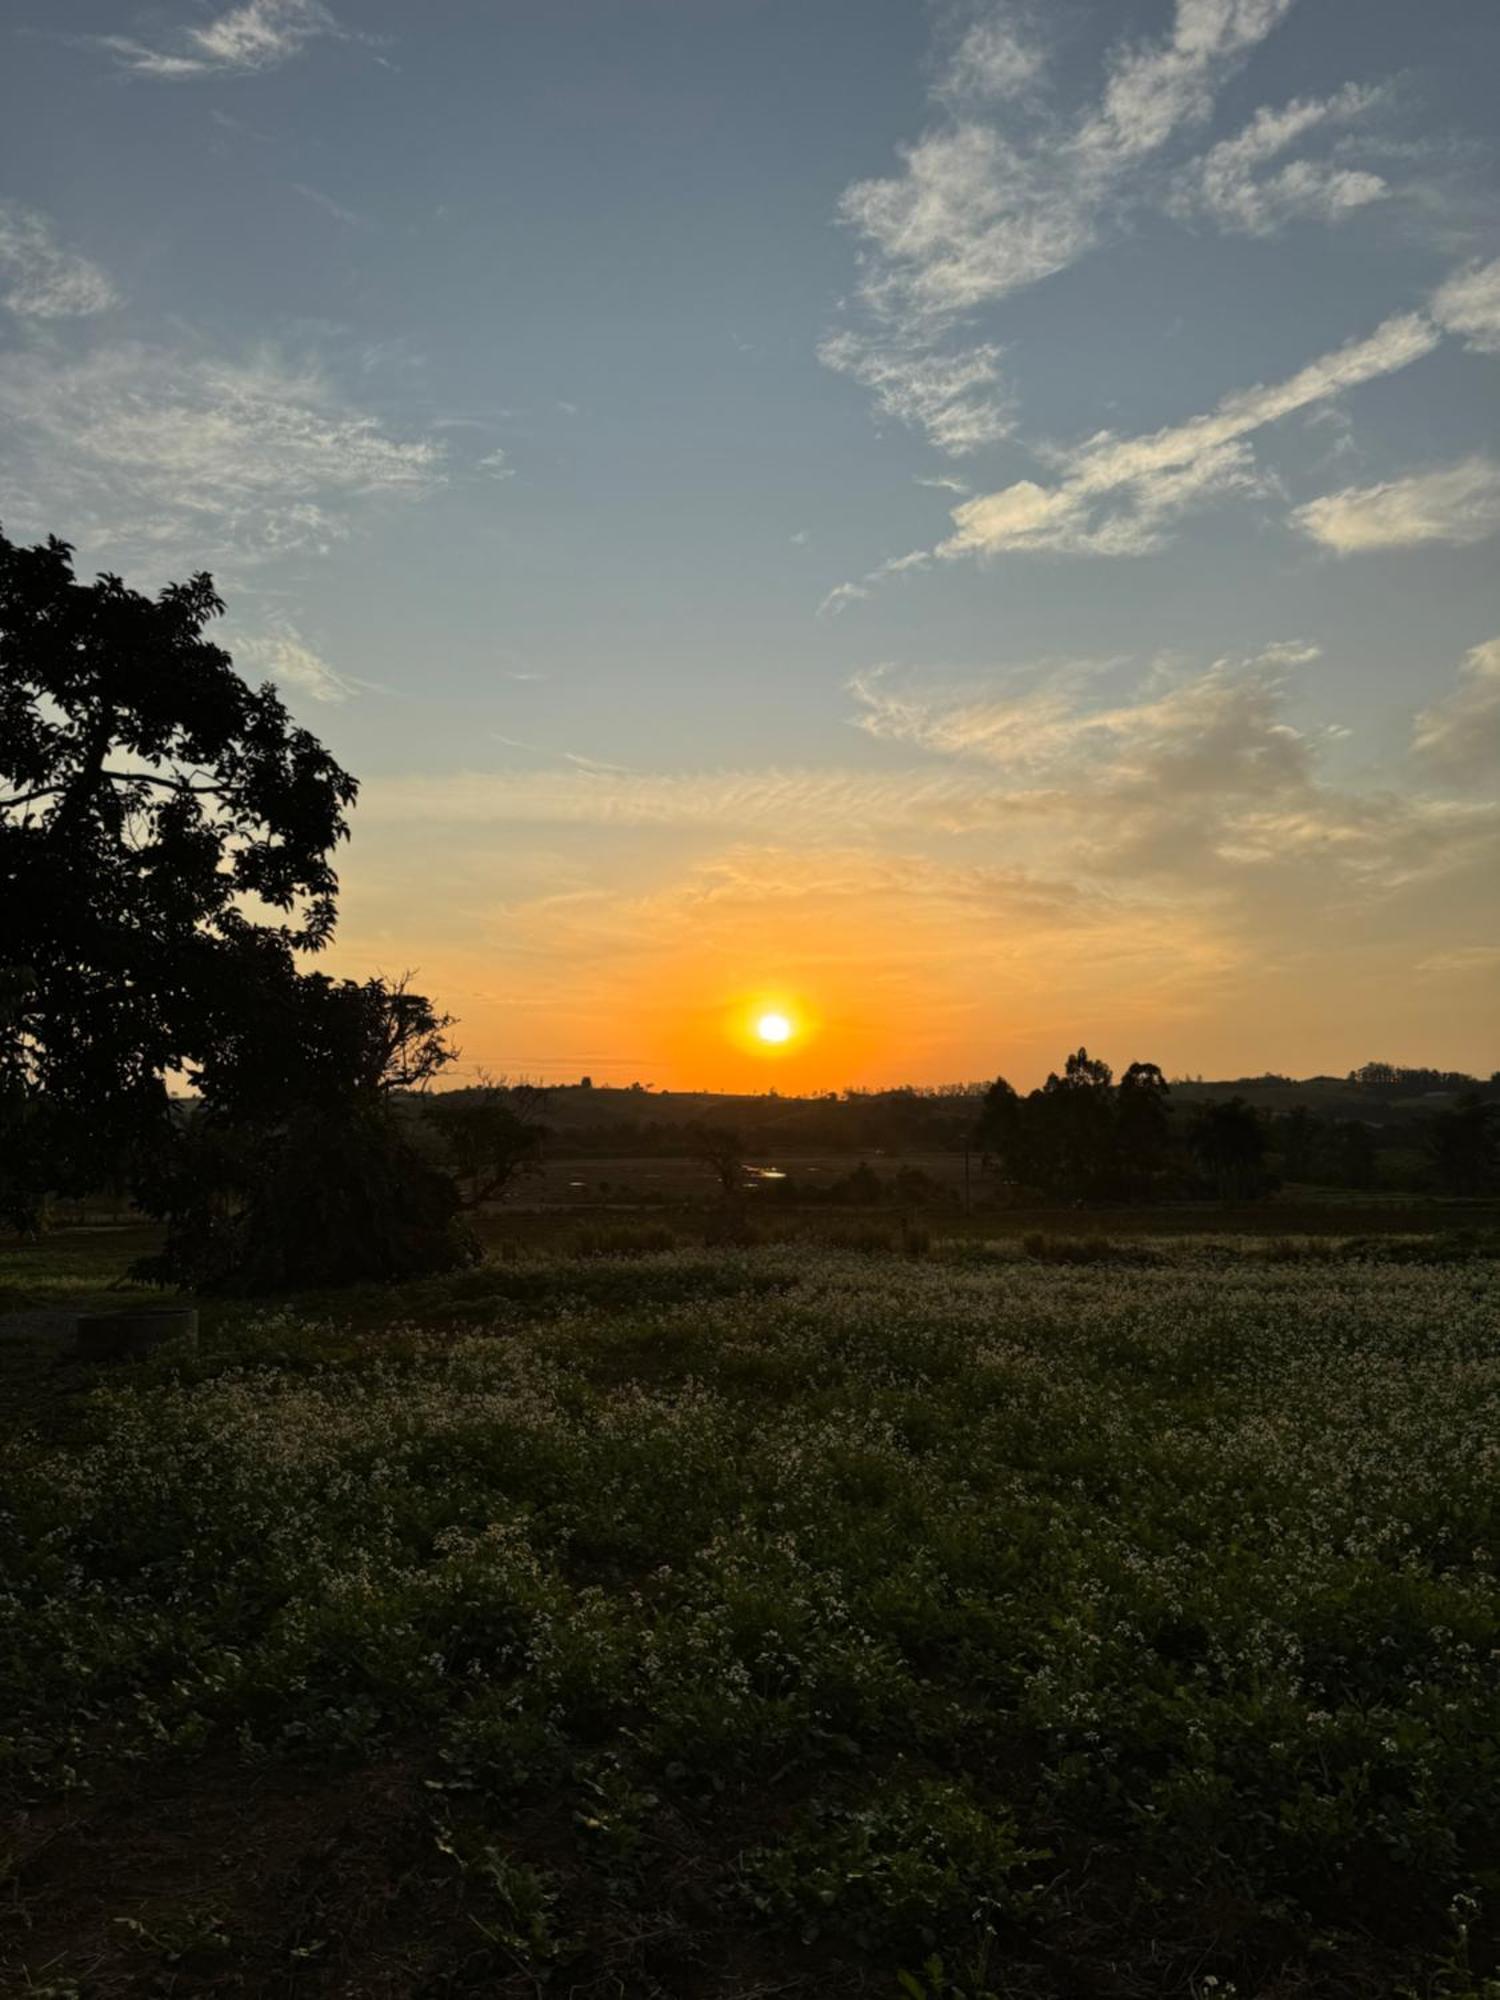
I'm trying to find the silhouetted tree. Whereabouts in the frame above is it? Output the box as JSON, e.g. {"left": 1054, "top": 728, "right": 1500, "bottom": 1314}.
{"left": 424, "top": 1079, "right": 549, "bottom": 1208}
{"left": 1276, "top": 1104, "right": 1320, "bottom": 1182}
{"left": 1029, "top": 1048, "right": 1117, "bottom": 1199}
{"left": 1115, "top": 1061, "right": 1171, "bottom": 1197}
{"left": 836, "top": 1161, "right": 887, "bottom": 1206}
{"left": 193, "top": 965, "right": 455, "bottom": 1113}
{"left": 686, "top": 1122, "right": 746, "bottom": 1202}
{"left": 1189, "top": 1096, "right": 1269, "bottom": 1200}
{"left": 0, "top": 967, "right": 49, "bottom": 1235}
{"left": 1427, "top": 1092, "right": 1499, "bottom": 1197}
{"left": 1, "top": 528, "right": 356, "bottom": 1211}
{"left": 138, "top": 966, "right": 476, "bottom": 1292}
{"left": 975, "top": 1075, "right": 1021, "bottom": 1175}
{"left": 2, "top": 529, "right": 478, "bottom": 1287}
{"left": 1334, "top": 1119, "right": 1377, "bottom": 1192}
{"left": 977, "top": 1051, "right": 1186, "bottom": 1203}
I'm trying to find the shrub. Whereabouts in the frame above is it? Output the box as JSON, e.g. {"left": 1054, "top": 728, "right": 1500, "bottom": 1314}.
{"left": 138, "top": 1104, "right": 478, "bottom": 1293}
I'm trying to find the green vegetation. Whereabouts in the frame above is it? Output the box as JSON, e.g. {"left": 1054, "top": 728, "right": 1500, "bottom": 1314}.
{"left": 4, "top": 1231, "right": 1498, "bottom": 1996}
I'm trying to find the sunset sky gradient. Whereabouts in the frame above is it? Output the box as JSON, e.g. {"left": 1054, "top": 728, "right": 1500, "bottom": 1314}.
{"left": 3, "top": 0, "right": 1497, "bottom": 1088}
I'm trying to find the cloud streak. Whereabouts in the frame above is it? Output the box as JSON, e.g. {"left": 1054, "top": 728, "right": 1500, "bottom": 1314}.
{"left": 1167, "top": 84, "right": 1388, "bottom": 234}
{"left": 1293, "top": 458, "right": 1500, "bottom": 553}
{"left": 236, "top": 623, "right": 358, "bottom": 703}
{"left": 1411, "top": 638, "right": 1500, "bottom": 784}
{"left": 0, "top": 201, "right": 119, "bottom": 318}
{"left": 92, "top": 0, "right": 342, "bottom": 79}
{"left": 1432, "top": 256, "right": 1500, "bottom": 356}
{"left": 937, "top": 309, "right": 1438, "bottom": 558}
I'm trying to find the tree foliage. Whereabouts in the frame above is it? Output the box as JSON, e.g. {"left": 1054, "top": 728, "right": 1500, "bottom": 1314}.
{"left": 686, "top": 1122, "right": 747, "bottom": 1201}
{"left": 977, "top": 1050, "right": 1193, "bottom": 1203}
{"left": 1188, "top": 1096, "right": 1269, "bottom": 1201}
{"left": 2, "top": 529, "right": 475, "bottom": 1289}
{"left": 1427, "top": 1092, "right": 1500, "bottom": 1198}
{"left": 138, "top": 969, "right": 474, "bottom": 1293}
{"left": 423, "top": 1080, "right": 550, "bottom": 1209}
{"left": 0, "top": 528, "right": 357, "bottom": 1194}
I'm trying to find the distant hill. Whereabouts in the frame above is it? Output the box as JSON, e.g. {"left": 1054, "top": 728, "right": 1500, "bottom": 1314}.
{"left": 427, "top": 1067, "right": 1497, "bottom": 1154}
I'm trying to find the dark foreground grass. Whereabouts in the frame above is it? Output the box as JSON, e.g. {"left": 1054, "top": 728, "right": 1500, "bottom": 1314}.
{"left": 2, "top": 1241, "right": 1499, "bottom": 1998}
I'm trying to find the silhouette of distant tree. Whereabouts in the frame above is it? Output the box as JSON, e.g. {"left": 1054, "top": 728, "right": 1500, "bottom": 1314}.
{"left": 1116, "top": 1061, "right": 1171, "bottom": 1197}
{"left": 1334, "top": 1119, "right": 1377, "bottom": 1192}
{"left": 1189, "top": 1097, "right": 1268, "bottom": 1200}
{"left": 686, "top": 1122, "right": 746, "bottom": 1202}
{"left": 1276, "top": 1104, "right": 1320, "bottom": 1183}
{"left": 974, "top": 1075, "right": 1021, "bottom": 1175}
{"left": 1054, "top": 1048, "right": 1113, "bottom": 1091}
{"left": 1427, "top": 1092, "right": 1499, "bottom": 1197}
{"left": 1032, "top": 1047, "right": 1116, "bottom": 1199}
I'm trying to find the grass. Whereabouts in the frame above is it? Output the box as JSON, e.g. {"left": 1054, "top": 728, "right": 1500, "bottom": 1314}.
{"left": 2, "top": 1229, "right": 1498, "bottom": 1996}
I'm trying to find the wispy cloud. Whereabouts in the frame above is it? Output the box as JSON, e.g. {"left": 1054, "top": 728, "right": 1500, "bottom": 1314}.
{"left": 822, "top": 0, "right": 1393, "bottom": 452}
{"left": 1292, "top": 457, "right": 1500, "bottom": 553}
{"left": 0, "top": 200, "right": 119, "bottom": 318}
{"left": 1411, "top": 637, "right": 1500, "bottom": 783}
{"left": 840, "top": 645, "right": 1500, "bottom": 904}
{"left": 362, "top": 764, "right": 1019, "bottom": 837}
{"left": 816, "top": 330, "right": 1013, "bottom": 454}
{"left": 1431, "top": 255, "right": 1500, "bottom": 356}
{"left": 476, "top": 447, "right": 515, "bottom": 480}
{"left": 236, "top": 622, "right": 358, "bottom": 703}
{"left": 291, "top": 183, "right": 371, "bottom": 231}
{"left": 563, "top": 752, "right": 632, "bottom": 774}
{"left": 1168, "top": 85, "right": 1388, "bottom": 235}
{"left": 848, "top": 646, "right": 1320, "bottom": 784}
{"left": 818, "top": 547, "right": 932, "bottom": 618}
{"left": 933, "top": 11, "right": 1047, "bottom": 107}
{"left": 363, "top": 645, "right": 1500, "bottom": 932}
{"left": 0, "top": 340, "right": 444, "bottom": 571}
{"left": 936, "top": 309, "right": 1438, "bottom": 559}
{"left": 92, "top": 0, "right": 341, "bottom": 79}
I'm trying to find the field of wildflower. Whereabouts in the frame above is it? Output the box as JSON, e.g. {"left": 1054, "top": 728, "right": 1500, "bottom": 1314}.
{"left": 3, "top": 1239, "right": 1499, "bottom": 1997}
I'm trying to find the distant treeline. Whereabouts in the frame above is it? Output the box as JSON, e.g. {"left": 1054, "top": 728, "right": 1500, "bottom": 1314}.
{"left": 973, "top": 1051, "right": 1496, "bottom": 1202}
{"left": 1347, "top": 1062, "right": 1494, "bottom": 1093}
{"left": 439, "top": 1052, "right": 1500, "bottom": 1201}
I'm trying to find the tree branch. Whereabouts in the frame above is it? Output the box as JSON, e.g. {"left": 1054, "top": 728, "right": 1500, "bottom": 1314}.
{"left": 3, "top": 771, "right": 226, "bottom": 812}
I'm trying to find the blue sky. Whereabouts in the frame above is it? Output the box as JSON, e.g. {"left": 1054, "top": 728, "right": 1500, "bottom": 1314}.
{"left": 3, "top": 0, "right": 1498, "bottom": 1086}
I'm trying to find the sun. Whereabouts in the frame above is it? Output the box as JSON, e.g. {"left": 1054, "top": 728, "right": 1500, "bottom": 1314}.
{"left": 755, "top": 1011, "right": 793, "bottom": 1045}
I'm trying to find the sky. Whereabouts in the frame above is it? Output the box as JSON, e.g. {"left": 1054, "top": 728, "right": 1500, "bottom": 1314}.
{"left": 2, "top": 0, "right": 1498, "bottom": 1091}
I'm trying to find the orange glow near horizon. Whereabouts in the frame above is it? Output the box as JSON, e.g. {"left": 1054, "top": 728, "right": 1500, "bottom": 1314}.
{"left": 644, "top": 983, "right": 858, "bottom": 1092}
{"left": 730, "top": 994, "right": 814, "bottom": 1064}
{"left": 329, "top": 813, "right": 1500, "bottom": 1096}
